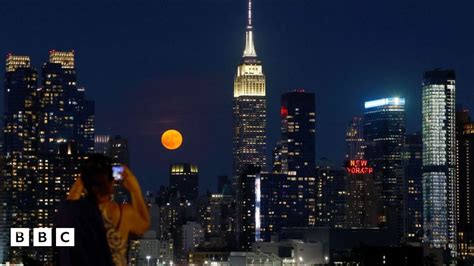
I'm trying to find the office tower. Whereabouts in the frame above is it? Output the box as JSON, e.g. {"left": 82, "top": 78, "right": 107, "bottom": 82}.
{"left": 36, "top": 50, "right": 94, "bottom": 261}
{"left": 107, "top": 135, "right": 130, "bottom": 166}
{"left": 345, "top": 116, "right": 365, "bottom": 160}
{"left": 169, "top": 163, "right": 199, "bottom": 201}
{"left": 94, "top": 134, "right": 111, "bottom": 154}
{"left": 402, "top": 133, "right": 423, "bottom": 243}
{"left": 422, "top": 69, "right": 457, "bottom": 257}
{"left": 280, "top": 90, "right": 316, "bottom": 176}
{"left": 277, "top": 90, "right": 317, "bottom": 226}
{"left": 364, "top": 97, "right": 405, "bottom": 237}
{"left": 1, "top": 55, "right": 39, "bottom": 262}
{"left": 345, "top": 159, "right": 378, "bottom": 228}
{"left": 237, "top": 165, "right": 261, "bottom": 251}
{"left": 1, "top": 51, "right": 95, "bottom": 262}
{"left": 456, "top": 108, "right": 474, "bottom": 259}
{"left": 232, "top": 0, "right": 267, "bottom": 177}
{"left": 315, "top": 161, "right": 347, "bottom": 228}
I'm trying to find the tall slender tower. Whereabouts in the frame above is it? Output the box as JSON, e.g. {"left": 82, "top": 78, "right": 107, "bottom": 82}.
{"left": 1, "top": 54, "right": 39, "bottom": 262}
{"left": 422, "top": 69, "right": 457, "bottom": 258}
{"left": 232, "top": 0, "right": 266, "bottom": 178}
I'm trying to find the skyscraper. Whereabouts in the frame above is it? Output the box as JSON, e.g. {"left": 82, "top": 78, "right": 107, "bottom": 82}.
{"left": 364, "top": 97, "right": 406, "bottom": 238}
{"left": 455, "top": 107, "right": 474, "bottom": 259}
{"left": 232, "top": 0, "right": 266, "bottom": 178}
{"left": 277, "top": 90, "right": 317, "bottom": 227}
{"left": 1, "top": 54, "right": 39, "bottom": 262}
{"left": 402, "top": 133, "right": 423, "bottom": 243}
{"left": 280, "top": 90, "right": 316, "bottom": 176}
{"left": 422, "top": 69, "right": 457, "bottom": 257}
{"left": 169, "top": 163, "right": 199, "bottom": 201}
{"left": 2, "top": 51, "right": 95, "bottom": 262}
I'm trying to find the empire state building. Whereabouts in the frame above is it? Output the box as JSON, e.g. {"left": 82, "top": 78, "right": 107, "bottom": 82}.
{"left": 232, "top": 0, "right": 267, "bottom": 177}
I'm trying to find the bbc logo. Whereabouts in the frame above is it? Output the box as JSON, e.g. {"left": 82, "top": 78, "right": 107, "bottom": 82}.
{"left": 10, "top": 228, "right": 74, "bottom": 247}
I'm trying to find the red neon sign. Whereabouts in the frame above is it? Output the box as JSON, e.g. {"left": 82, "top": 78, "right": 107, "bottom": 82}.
{"left": 346, "top": 160, "right": 373, "bottom": 175}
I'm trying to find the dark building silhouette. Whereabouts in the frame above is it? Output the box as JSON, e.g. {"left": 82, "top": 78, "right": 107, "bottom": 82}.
{"left": 278, "top": 90, "right": 317, "bottom": 226}
{"left": 169, "top": 163, "right": 199, "bottom": 201}
{"left": 364, "top": 97, "right": 406, "bottom": 239}
{"left": 280, "top": 90, "right": 316, "bottom": 176}
{"left": 456, "top": 107, "right": 474, "bottom": 260}
{"left": 217, "top": 175, "right": 230, "bottom": 194}
{"left": 402, "top": 133, "right": 423, "bottom": 243}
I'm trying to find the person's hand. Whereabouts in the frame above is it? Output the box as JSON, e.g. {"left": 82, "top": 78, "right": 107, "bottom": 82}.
{"left": 122, "top": 166, "right": 140, "bottom": 191}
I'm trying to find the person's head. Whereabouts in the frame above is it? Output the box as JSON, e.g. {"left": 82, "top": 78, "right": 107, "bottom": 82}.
{"left": 80, "top": 154, "right": 114, "bottom": 201}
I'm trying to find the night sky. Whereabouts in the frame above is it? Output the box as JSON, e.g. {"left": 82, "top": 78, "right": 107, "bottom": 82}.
{"left": 1, "top": 0, "right": 474, "bottom": 192}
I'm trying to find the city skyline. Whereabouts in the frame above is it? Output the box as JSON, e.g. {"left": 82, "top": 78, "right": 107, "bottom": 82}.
{"left": 1, "top": 0, "right": 474, "bottom": 193}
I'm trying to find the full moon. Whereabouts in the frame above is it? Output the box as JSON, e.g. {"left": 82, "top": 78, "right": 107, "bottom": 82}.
{"left": 161, "top": 129, "right": 183, "bottom": 150}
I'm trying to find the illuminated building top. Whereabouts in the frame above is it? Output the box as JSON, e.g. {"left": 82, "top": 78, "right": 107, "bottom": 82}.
{"left": 6, "top": 54, "right": 31, "bottom": 72}
{"left": 234, "top": 0, "right": 265, "bottom": 98}
{"left": 49, "top": 50, "right": 75, "bottom": 69}
{"left": 243, "top": 0, "right": 256, "bottom": 58}
{"left": 364, "top": 97, "right": 405, "bottom": 109}
{"left": 171, "top": 163, "right": 198, "bottom": 174}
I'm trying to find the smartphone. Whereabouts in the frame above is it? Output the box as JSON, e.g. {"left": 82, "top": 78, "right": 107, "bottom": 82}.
{"left": 112, "top": 166, "right": 124, "bottom": 181}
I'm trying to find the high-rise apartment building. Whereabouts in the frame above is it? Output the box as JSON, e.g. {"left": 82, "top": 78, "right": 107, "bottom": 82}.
{"left": 422, "top": 69, "right": 457, "bottom": 257}
{"left": 232, "top": 0, "right": 266, "bottom": 178}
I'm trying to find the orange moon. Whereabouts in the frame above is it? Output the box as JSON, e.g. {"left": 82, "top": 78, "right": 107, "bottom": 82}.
{"left": 161, "top": 129, "right": 183, "bottom": 150}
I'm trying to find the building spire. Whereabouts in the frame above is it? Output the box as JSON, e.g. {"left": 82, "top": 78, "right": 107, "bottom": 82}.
{"left": 243, "top": 0, "right": 257, "bottom": 57}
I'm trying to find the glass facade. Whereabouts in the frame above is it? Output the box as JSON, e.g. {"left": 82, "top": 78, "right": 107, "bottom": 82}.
{"left": 422, "top": 70, "right": 456, "bottom": 257}
{"left": 364, "top": 97, "right": 406, "bottom": 239}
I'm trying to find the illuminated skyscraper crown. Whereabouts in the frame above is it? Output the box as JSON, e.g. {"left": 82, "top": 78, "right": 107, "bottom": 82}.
{"left": 243, "top": 0, "right": 257, "bottom": 57}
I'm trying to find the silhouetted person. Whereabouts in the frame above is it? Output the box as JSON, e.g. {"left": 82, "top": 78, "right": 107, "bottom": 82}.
{"left": 55, "top": 154, "right": 150, "bottom": 266}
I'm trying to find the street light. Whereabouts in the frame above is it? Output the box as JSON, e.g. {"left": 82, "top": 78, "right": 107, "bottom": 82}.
{"left": 146, "top": 255, "right": 151, "bottom": 266}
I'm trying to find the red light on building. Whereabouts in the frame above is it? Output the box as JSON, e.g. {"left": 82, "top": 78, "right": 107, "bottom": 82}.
{"left": 346, "top": 160, "right": 373, "bottom": 175}
{"left": 280, "top": 106, "right": 288, "bottom": 117}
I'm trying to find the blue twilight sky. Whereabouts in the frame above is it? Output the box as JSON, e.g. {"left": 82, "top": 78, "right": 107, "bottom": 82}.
{"left": 1, "top": 0, "right": 474, "bottom": 192}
